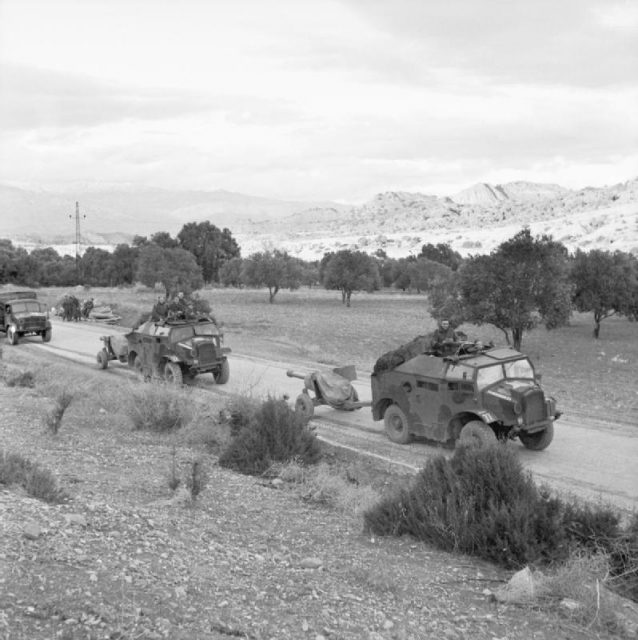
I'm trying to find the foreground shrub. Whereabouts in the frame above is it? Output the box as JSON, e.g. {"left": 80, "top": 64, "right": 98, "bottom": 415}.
{"left": 218, "top": 396, "right": 321, "bottom": 475}
{"left": 44, "top": 389, "right": 75, "bottom": 434}
{"left": 6, "top": 369, "right": 35, "bottom": 388}
{"left": 126, "top": 382, "right": 191, "bottom": 432}
{"left": 0, "top": 450, "right": 68, "bottom": 503}
{"left": 363, "top": 444, "right": 638, "bottom": 603}
{"left": 364, "top": 444, "right": 566, "bottom": 569}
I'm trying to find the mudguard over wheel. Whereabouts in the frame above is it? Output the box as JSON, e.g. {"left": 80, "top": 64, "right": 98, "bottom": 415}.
{"left": 295, "top": 393, "right": 314, "bottom": 419}
{"left": 42, "top": 328, "right": 52, "bottom": 343}
{"left": 383, "top": 404, "right": 412, "bottom": 444}
{"left": 459, "top": 420, "right": 497, "bottom": 448}
{"left": 164, "top": 362, "right": 183, "bottom": 385}
{"left": 519, "top": 423, "right": 554, "bottom": 451}
{"left": 97, "top": 350, "right": 109, "bottom": 369}
{"left": 7, "top": 326, "right": 19, "bottom": 345}
{"left": 214, "top": 359, "right": 230, "bottom": 385}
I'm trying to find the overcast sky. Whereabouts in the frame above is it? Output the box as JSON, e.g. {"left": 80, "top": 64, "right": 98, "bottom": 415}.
{"left": 1, "top": 0, "right": 637, "bottom": 203}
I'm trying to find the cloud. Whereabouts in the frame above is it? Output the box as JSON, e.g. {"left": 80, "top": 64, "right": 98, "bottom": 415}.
{"left": 0, "top": 63, "right": 302, "bottom": 132}
{"left": 341, "top": 0, "right": 638, "bottom": 87}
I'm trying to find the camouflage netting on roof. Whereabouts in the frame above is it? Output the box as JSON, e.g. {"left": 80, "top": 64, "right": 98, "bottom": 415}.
{"left": 373, "top": 335, "right": 431, "bottom": 374}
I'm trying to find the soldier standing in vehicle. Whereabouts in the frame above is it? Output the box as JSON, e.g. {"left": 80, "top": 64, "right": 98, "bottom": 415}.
{"left": 430, "top": 319, "right": 459, "bottom": 354}
{"left": 151, "top": 295, "right": 168, "bottom": 321}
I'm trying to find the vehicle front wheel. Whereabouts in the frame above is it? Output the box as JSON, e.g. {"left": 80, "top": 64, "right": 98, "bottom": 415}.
{"left": 97, "top": 350, "right": 109, "bottom": 369}
{"left": 294, "top": 393, "right": 314, "bottom": 420}
{"left": 42, "top": 328, "right": 52, "bottom": 343}
{"left": 458, "top": 420, "right": 497, "bottom": 448}
{"left": 164, "top": 362, "right": 183, "bottom": 385}
{"left": 519, "top": 423, "right": 554, "bottom": 451}
{"left": 7, "top": 326, "right": 19, "bottom": 345}
{"left": 383, "top": 404, "right": 412, "bottom": 444}
{"left": 214, "top": 359, "right": 230, "bottom": 385}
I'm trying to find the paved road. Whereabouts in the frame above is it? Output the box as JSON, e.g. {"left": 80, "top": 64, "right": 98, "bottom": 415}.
{"left": 17, "top": 318, "right": 638, "bottom": 516}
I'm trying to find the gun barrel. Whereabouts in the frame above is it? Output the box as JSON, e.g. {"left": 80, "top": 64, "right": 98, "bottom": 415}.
{"left": 286, "top": 369, "right": 306, "bottom": 380}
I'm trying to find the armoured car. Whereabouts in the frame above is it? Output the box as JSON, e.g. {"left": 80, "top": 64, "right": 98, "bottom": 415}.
{"left": 100, "top": 316, "right": 230, "bottom": 385}
{"left": 372, "top": 344, "right": 559, "bottom": 450}
{"left": 0, "top": 290, "right": 52, "bottom": 345}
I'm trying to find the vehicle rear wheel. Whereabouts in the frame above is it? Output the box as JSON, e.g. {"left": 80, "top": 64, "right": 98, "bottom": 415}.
{"left": 214, "top": 359, "right": 230, "bottom": 385}
{"left": 519, "top": 423, "right": 554, "bottom": 451}
{"left": 97, "top": 350, "right": 109, "bottom": 369}
{"left": 294, "top": 393, "right": 314, "bottom": 419}
{"left": 383, "top": 404, "right": 412, "bottom": 444}
{"left": 164, "top": 362, "right": 183, "bottom": 385}
{"left": 7, "top": 326, "right": 19, "bottom": 345}
{"left": 42, "top": 328, "right": 52, "bottom": 342}
{"left": 458, "top": 420, "right": 497, "bottom": 448}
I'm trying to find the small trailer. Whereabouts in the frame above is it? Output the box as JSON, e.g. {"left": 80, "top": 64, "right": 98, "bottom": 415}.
{"left": 287, "top": 365, "right": 370, "bottom": 418}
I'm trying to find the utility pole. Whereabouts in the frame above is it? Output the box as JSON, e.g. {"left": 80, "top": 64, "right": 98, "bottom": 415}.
{"left": 69, "top": 201, "right": 86, "bottom": 282}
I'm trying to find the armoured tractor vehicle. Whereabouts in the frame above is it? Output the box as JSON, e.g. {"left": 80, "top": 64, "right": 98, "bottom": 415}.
{"left": 0, "top": 290, "right": 52, "bottom": 345}
{"left": 372, "top": 344, "right": 559, "bottom": 450}
{"left": 97, "top": 316, "right": 230, "bottom": 385}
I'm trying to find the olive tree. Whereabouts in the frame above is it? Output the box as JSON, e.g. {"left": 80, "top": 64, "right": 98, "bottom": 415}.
{"left": 571, "top": 249, "right": 638, "bottom": 338}
{"left": 458, "top": 229, "right": 572, "bottom": 350}
{"left": 321, "top": 250, "right": 380, "bottom": 307}
{"left": 136, "top": 244, "right": 203, "bottom": 297}
{"left": 241, "top": 249, "right": 302, "bottom": 303}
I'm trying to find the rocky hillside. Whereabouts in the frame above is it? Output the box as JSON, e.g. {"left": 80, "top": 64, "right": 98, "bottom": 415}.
{"left": 237, "top": 177, "right": 638, "bottom": 259}
{"left": 2, "top": 178, "right": 637, "bottom": 259}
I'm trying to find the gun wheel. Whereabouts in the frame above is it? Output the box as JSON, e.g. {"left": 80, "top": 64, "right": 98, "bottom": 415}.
{"left": 295, "top": 393, "right": 314, "bottom": 419}
{"left": 97, "top": 350, "right": 109, "bottom": 369}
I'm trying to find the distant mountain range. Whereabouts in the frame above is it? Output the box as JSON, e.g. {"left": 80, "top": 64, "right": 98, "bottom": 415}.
{"left": 2, "top": 178, "right": 637, "bottom": 260}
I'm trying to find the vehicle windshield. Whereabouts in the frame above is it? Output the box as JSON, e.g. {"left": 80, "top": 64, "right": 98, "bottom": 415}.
{"left": 9, "top": 301, "right": 42, "bottom": 314}
{"left": 476, "top": 358, "right": 535, "bottom": 389}
{"left": 170, "top": 326, "right": 195, "bottom": 342}
{"left": 193, "top": 322, "right": 217, "bottom": 336}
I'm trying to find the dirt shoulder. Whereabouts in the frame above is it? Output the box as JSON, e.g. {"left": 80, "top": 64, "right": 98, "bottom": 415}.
{"left": 0, "top": 352, "right": 630, "bottom": 640}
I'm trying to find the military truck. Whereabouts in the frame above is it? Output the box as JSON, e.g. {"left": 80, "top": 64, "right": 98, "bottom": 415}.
{"left": 101, "top": 316, "right": 230, "bottom": 385}
{"left": 0, "top": 290, "right": 52, "bottom": 345}
{"left": 371, "top": 343, "right": 559, "bottom": 450}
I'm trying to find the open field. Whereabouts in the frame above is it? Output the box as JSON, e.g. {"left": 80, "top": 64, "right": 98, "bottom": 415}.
{"left": 35, "top": 285, "right": 638, "bottom": 426}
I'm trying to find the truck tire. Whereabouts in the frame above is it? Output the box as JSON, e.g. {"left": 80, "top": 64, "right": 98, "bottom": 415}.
{"left": 164, "top": 362, "right": 183, "bottom": 385}
{"left": 520, "top": 423, "right": 554, "bottom": 451}
{"left": 295, "top": 393, "right": 314, "bottom": 419}
{"left": 7, "top": 326, "right": 19, "bottom": 345}
{"left": 383, "top": 404, "right": 412, "bottom": 444}
{"left": 458, "top": 420, "right": 497, "bottom": 448}
{"left": 97, "top": 350, "right": 109, "bottom": 369}
{"left": 214, "top": 359, "right": 230, "bottom": 385}
{"left": 42, "top": 328, "right": 52, "bottom": 343}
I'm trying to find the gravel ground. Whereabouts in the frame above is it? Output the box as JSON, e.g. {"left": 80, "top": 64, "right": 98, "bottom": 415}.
{"left": 0, "top": 355, "right": 633, "bottom": 640}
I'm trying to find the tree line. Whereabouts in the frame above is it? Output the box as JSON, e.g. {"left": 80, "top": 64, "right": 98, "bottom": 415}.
{"left": 1, "top": 223, "right": 637, "bottom": 348}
